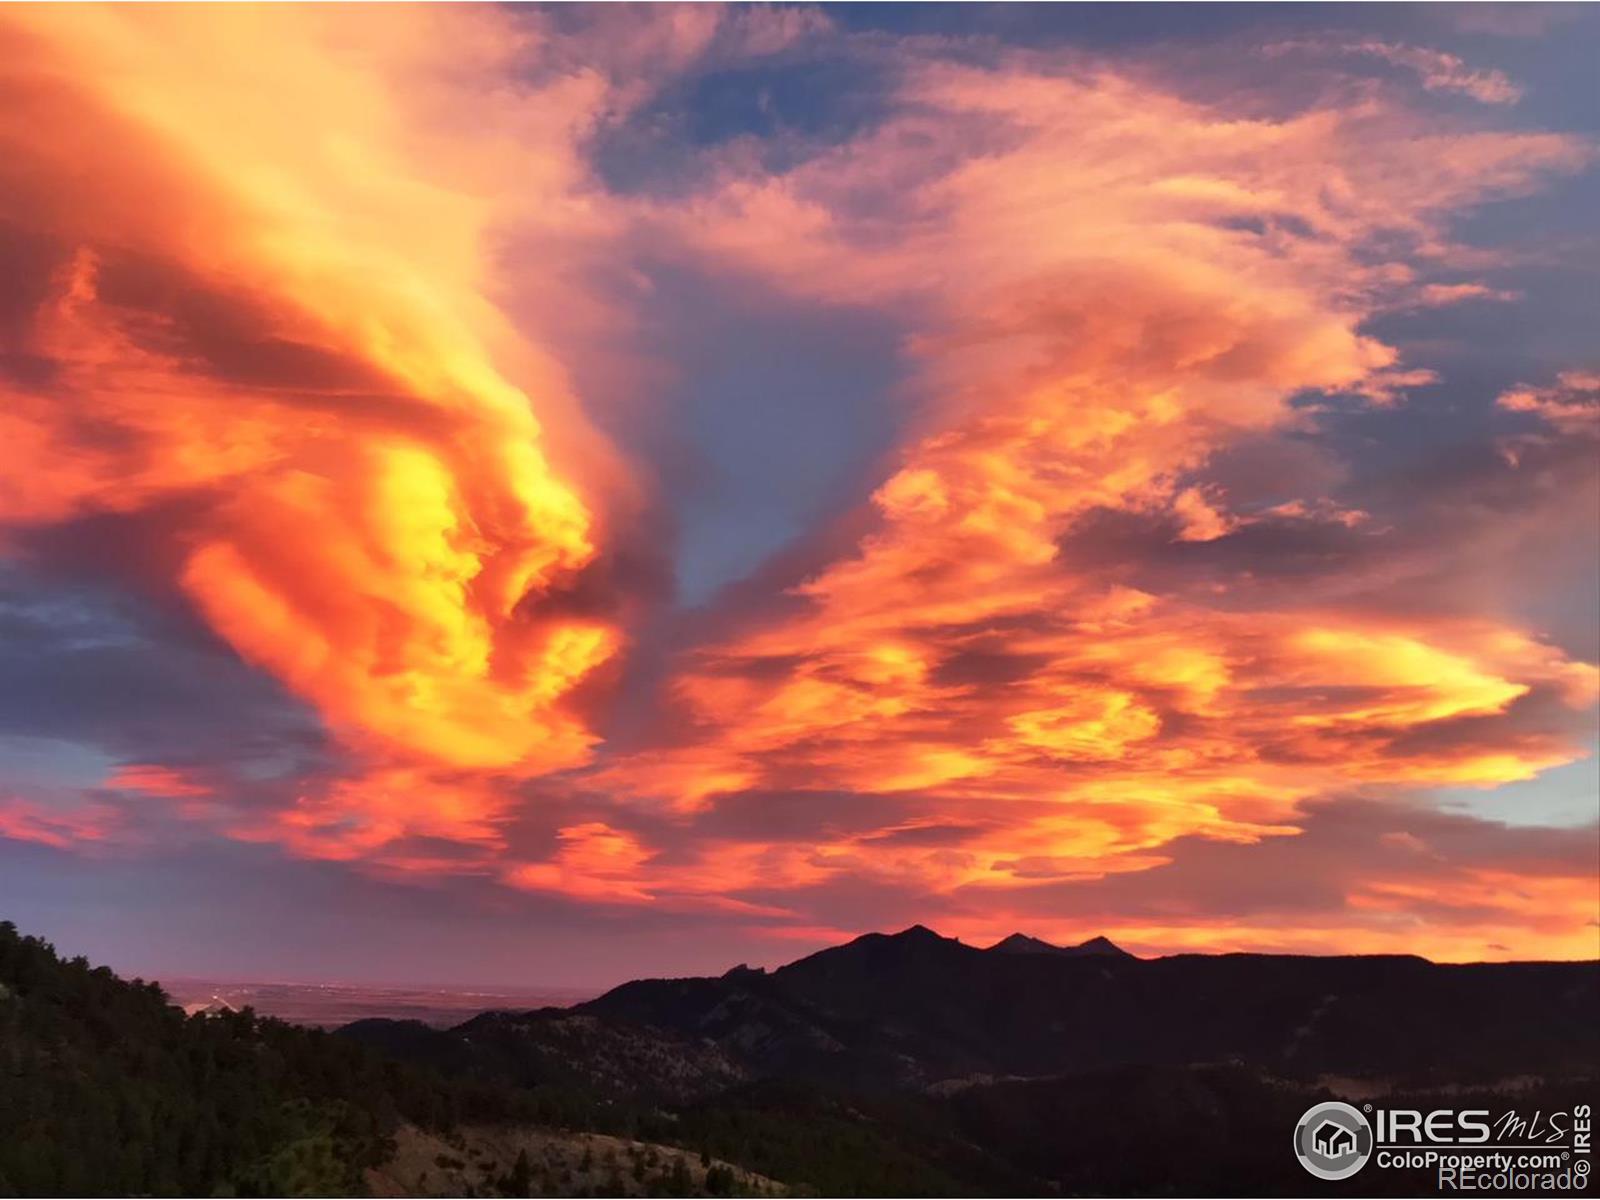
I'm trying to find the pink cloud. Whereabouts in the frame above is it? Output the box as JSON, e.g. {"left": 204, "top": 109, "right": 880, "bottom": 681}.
{"left": 1266, "top": 38, "right": 1524, "bottom": 104}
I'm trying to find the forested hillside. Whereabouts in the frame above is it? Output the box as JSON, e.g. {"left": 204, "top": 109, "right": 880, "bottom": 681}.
{"left": 6, "top": 920, "right": 1596, "bottom": 1198}
{"left": 0, "top": 921, "right": 934, "bottom": 1197}
{"left": 0, "top": 921, "right": 547, "bottom": 1195}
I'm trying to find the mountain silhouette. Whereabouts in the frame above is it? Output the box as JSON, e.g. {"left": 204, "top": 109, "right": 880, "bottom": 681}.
{"left": 565, "top": 924, "right": 1595, "bottom": 1091}
{"left": 333, "top": 924, "right": 1599, "bottom": 1195}
{"left": 987, "top": 932, "right": 1134, "bottom": 958}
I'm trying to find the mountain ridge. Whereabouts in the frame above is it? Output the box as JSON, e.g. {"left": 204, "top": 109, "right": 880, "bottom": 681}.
{"left": 986, "top": 931, "right": 1135, "bottom": 958}
{"left": 554, "top": 924, "right": 1596, "bottom": 1093}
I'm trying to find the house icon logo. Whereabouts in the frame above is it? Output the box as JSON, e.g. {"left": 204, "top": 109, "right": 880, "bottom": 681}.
{"left": 1294, "top": 1101, "right": 1373, "bottom": 1180}
{"left": 1313, "top": 1120, "right": 1356, "bottom": 1157}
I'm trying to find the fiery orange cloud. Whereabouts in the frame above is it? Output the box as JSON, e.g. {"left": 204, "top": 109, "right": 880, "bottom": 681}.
{"left": 225, "top": 767, "right": 513, "bottom": 869}
{"left": 581, "top": 51, "right": 1598, "bottom": 953}
{"left": 0, "top": 6, "right": 636, "bottom": 853}
{"left": 506, "top": 823, "right": 658, "bottom": 905}
{"left": 0, "top": 11, "right": 1593, "bottom": 965}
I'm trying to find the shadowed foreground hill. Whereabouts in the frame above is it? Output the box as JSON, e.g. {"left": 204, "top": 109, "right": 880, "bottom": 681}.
{"left": 0, "top": 921, "right": 775, "bottom": 1198}
{"left": 0, "top": 920, "right": 577, "bottom": 1195}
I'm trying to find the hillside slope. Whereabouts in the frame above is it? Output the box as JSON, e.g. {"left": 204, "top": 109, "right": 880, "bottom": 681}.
{"left": 0, "top": 920, "right": 762, "bottom": 1198}
{"left": 0, "top": 920, "right": 552, "bottom": 1195}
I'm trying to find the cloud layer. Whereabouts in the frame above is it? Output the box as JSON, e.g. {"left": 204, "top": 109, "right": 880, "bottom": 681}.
{"left": 1, "top": 5, "right": 1595, "bottom": 971}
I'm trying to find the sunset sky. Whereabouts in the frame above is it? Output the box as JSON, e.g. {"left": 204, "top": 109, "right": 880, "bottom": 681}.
{"left": 1, "top": 3, "right": 1596, "bottom": 988}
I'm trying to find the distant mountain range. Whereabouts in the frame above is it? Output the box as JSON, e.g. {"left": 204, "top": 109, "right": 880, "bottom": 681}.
{"left": 343, "top": 922, "right": 1597, "bottom": 1100}
{"left": 559, "top": 924, "right": 1596, "bottom": 1090}
{"left": 333, "top": 925, "right": 1598, "bottom": 1194}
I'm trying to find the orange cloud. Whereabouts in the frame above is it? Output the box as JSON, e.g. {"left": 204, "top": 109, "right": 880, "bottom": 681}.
{"left": 228, "top": 767, "right": 514, "bottom": 869}
{"left": 0, "top": 11, "right": 1593, "bottom": 965}
{"left": 0, "top": 5, "right": 637, "bottom": 854}
{"left": 583, "top": 51, "right": 1596, "bottom": 943}
{"left": 506, "top": 822, "right": 658, "bottom": 904}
